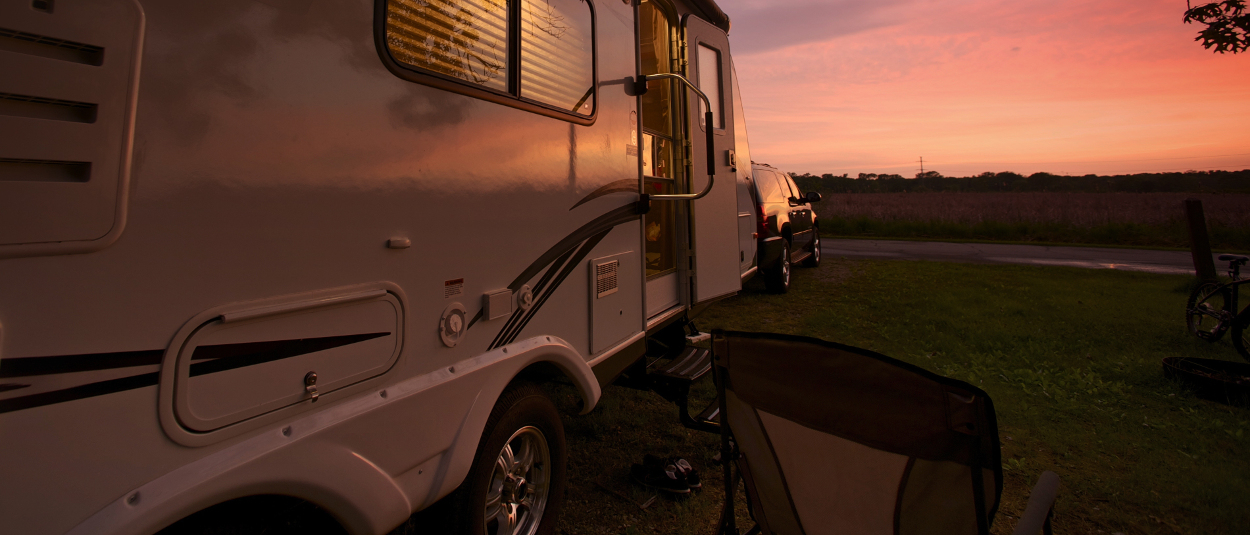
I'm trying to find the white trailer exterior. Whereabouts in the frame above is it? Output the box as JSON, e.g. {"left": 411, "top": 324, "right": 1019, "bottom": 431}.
{"left": 0, "top": 0, "right": 755, "bottom": 533}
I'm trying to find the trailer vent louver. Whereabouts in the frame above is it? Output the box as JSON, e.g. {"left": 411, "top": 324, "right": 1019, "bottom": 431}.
{"left": 0, "top": 92, "right": 97, "bottom": 123}
{"left": 0, "top": 27, "right": 104, "bottom": 65}
{"left": 0, "top": 0, "right": 143, "bottom": 256}
{"left": 595, "top": 260, "right": 619, "bottom": 299}
{"left": 0, "top": 158, "right": 90, "bottom": 182}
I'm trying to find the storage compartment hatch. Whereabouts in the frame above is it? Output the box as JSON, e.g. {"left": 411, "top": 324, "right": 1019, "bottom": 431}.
{"left": 174, "top": 292, "right": 403, "bottom": 432}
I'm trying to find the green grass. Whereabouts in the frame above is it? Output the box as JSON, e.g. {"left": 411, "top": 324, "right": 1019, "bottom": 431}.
{"left": 819, "top": 217, "right": 1250, "bottom": 253}
{"left": 555, "top": 259, "right": 1250, "bottom": 535}
{"left": 818, "top": 233, "right": 1196, "bottom": 252}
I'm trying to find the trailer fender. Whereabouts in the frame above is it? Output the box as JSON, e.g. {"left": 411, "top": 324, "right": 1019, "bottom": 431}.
{"left": 425, "top": 335, "right": 599, "bottom": 506}
{"left": 65, "top": 432, "right": 411, "bottom": 535}
{"left": 63, "top": 336, "right": 598, "bottom": 535}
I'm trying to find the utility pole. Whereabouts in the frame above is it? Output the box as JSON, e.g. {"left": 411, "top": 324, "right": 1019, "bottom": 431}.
{"left": 917, "top": 157, "right": 925, "bottom": 175}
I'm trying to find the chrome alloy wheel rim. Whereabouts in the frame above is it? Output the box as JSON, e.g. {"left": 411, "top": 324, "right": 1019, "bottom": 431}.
{"left": 484, "top": 426, "right": 550, "bottom": 535}
{"left": 781, "top": 249, "right": 790, "bottom": 285}
{"left": 812, "top": 235, "right": 820, "bottom": 263}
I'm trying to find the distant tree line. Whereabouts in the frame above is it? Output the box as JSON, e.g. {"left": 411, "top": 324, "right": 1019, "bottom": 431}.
{"left": 790, "top": 169, "right": 1250, "bottom": 194}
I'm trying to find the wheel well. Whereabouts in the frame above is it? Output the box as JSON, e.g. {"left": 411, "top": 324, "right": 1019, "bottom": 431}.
{"left": 511, "top": 361, "right": 588, "bottom": 414}
{"left": 156, "top": 495, "right": 347, "bottom": 535}
{"left": 781, "top": 224, "right": 793, "bottom": 244}
{"left": 513, "top": 361, "right": 566, "bottom": 386}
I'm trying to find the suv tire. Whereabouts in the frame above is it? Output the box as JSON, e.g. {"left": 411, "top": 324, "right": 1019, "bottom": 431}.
{"left": 802, "top": 232, "right": 821, "bottom": 268}
{"left": 766, "top": 240, "right": 791, "bottom": 294}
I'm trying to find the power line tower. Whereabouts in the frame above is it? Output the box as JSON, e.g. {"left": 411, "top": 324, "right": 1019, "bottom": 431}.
{"left": 917, "top": 157, "right": 925, "bottom": 176}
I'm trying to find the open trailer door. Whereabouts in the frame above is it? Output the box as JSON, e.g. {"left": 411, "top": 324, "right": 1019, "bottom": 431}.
{"left": 684, "top": 14, "right": 739, "bottom": 305}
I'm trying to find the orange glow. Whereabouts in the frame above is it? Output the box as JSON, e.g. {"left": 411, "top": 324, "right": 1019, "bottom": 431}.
{"left": 722, "top": 0, "right": 1250, "bottom": 175}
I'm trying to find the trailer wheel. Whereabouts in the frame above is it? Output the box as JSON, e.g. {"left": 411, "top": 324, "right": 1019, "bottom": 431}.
{"left": 451, "top": 382, "right": 566, "bottom": 535}
{"left": 765, "top": 240, "right": 791, "bottom": 293}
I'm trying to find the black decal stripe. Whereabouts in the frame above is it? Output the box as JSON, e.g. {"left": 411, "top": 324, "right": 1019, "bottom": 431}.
{"left": 0, "top": 372, "right": 158, "bottom": 414}
{"left": 0, "top": 349, "right": 164, "bottom": 378}
{"left": 503, "top": 229, "right": 611, "bottom": 346}
{"left": 505, "top": 203, "right": 639, "bottom": 293}
{"left": 466, "top": 309, "right": 485, "bottom": 330}
{"left": 473, "top": 204, "right": 638, "bottom": 336}
{"left": 569, "top": 179, "right": 639, "bottom": 211}
{"left": 190, "top": 332, "right": 391, "bottom": 377}
{"left": 489, "top": 246, "right": 578, "bottom": 349}
{"left": 490, "top": 244, "right": 580, "bottom": 349}
{"left": 0, "top": 332, "right": 391, "bottom": 414}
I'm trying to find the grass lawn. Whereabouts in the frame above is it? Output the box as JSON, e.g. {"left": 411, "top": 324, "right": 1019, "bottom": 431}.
{"left": 553, "top": 258, "right": 1250, "bottom": 535}
{"left": 817, "top": 218, "right": 1250, "bottom": 253}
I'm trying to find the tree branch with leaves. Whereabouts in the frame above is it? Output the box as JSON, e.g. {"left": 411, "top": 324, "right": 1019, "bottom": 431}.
{"left": 1185, "top": 0, "right": 1249, "bottom": 53}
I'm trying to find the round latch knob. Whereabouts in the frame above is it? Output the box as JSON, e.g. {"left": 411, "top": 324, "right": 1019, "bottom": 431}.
{"left": 516, "top": 284, "right": 535, "bottom": 312}
{"left": 440, "top": 302, "right": 468, "bottom": 348}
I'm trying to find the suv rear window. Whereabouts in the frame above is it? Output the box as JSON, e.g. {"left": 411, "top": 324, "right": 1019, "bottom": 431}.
{"left": 756, "top": 170, "right": 788, "bottom": 203}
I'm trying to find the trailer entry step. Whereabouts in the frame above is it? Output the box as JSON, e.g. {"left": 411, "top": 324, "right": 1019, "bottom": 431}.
{"left": 648, "top": 346, "right": 711, "bottom": 382}
{"left": 646, "top": 347, "right": 719, "bottom": 433}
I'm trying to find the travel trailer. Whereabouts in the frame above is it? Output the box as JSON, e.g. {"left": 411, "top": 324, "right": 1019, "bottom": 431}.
{"left": 0, "top": 0, "right": 761, "bottom": 533}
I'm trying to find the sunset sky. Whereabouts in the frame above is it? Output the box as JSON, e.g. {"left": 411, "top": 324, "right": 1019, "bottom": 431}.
{"left": 718, "top": 0, "right": 1250, "bottom": 177}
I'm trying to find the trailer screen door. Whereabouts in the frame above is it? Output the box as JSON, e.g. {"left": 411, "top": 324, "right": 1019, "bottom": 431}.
{"left": 684, "top": 15, "right": 739, "bottom": 304}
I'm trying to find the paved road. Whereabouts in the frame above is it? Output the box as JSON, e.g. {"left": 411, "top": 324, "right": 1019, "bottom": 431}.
{"left": 821, "top": 239, "right": 1218, "bottom": 276}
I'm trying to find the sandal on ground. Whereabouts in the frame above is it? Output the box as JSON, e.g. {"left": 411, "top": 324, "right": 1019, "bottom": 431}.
{"left": 643, "top": 454, "right": 700, "bottom": 490}
{"left": 630, "top": 461, "right": 690, "bottom": 494}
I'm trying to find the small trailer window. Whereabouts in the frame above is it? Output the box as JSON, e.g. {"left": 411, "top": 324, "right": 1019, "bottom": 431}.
{"left": 520, "top": 0, "right": 594, "bottom": 114}
{"left": 384, "top": 0, "right": 510, "bottom": 91}
{"left": 697, "top": 43, "right": 722, "bottom": 129}
{"left": 381, "top": 0, "right": 596, "bottom": 122}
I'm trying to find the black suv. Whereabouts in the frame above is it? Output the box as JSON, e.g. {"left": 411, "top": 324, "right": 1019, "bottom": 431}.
{"left": 751, "top": 163, "right": 821, "bottom": 292}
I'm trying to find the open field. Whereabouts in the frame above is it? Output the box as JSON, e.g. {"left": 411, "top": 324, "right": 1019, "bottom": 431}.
{"left": 812, "top": 193, "right": 1250, "bottom": 251}
{"left": 541, "top": 259, "right": 1249, "bottom": 535}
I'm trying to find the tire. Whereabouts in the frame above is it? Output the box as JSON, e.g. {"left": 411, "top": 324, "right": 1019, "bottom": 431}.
{"left": 449, "top": 382, "right": 566, "bottom": 535}
{"left": 765, "top": 240, "right": 791, "bottom": 293}
{"left": 802, "top": 231, "right": 821, "bottom": 268}
{"left": 1186, "top": 281, "right": 1232, "bottom": 342}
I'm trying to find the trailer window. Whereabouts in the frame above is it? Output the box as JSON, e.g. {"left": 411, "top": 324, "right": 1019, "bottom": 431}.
{"left": 384, "top": 0, "right": 510, "bottom": 92}
{"left": 520, "top": 0, "right": 594, "bottom": 114}
{"left": 697, "top": 44, "right": 722, "bottom": 129}
{"left": 381, "top": 0, "right": 596, "bottom": 122}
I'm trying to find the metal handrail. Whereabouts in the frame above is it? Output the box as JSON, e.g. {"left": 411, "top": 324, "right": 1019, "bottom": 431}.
{"left": 640, "top": 73, "right": 717, "bottom": 201}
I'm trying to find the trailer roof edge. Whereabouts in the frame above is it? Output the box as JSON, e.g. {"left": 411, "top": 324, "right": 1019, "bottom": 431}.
{"left": 689, "top": 0, "right": 731, "bottom": 34}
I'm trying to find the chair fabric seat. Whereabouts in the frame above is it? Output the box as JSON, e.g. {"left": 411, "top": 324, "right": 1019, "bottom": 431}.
{"left": 713, "top": 331, "right": 1002, "bottom": 535}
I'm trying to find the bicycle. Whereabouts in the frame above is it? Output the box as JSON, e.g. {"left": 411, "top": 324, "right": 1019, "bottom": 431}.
{"left": 1186, "top": 253, "right": 1250, "bottom": 359}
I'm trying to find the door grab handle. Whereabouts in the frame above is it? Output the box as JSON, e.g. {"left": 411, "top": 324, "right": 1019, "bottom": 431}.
{"left": 638, "top": 73, "right": 716, "bottom": 201}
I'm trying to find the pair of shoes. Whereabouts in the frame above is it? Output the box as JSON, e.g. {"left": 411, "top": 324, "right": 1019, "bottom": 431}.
{"left": 643, "top": 454, "right": 701, "bottom": 490}
{"left": 630, "top": 460, "right": 689, "bottom": 495}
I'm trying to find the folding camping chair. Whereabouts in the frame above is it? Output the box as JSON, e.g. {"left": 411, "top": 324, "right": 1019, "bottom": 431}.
{"left": 710, "top": 331, "right": 1059, "bottom": 535}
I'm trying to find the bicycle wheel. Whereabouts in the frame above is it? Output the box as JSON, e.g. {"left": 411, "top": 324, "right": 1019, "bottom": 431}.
{"left": 1233, "top": 315, "right": 1250, "bottom": 361}
{"left": 1186, "top": 281, "right": 1233, "bottom": 342}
